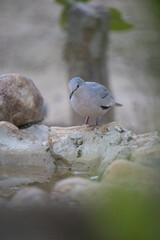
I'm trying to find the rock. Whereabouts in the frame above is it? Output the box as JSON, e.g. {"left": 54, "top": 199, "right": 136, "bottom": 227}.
{"left": 51, "top": 177, "right": 99, "bottom": 205}
{"left": 131, "top": 144, "right": 160, "bottom": 170}
{"left": 21, "top": 123, "right": 49, "bottom": 142}
{"left": 0, "top": 73, "right": 44, "bottom": 126}
{"left": 131, "top": 131, "right": 160, "bottom": 148}
{"left": 49, "top": 122, "right": 160, "bottom": 177}
{"left": 0, "top": 120, "right": 160, "bottom": 200}
{"left": 0, "top": 121, "right": 55, "bottom": 194}
{"left": 10, "top": 187, "right": 51, "bottom": 209}
{"left": 51, "top": 160, "right": 160, "bottom": 205}
{"left": 49, "top": 122, "right": 131, "bottom": 176}
{"left": 102, "top": 160, "right": 160, "bottom": 194}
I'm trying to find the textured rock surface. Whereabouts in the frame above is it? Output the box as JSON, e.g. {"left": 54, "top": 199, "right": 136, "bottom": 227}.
{"left": 51, "top": 177, "right": 99, "bottom": 205}
{"left": 49, "top": 123, "right": 160, "bottom": 178}
{"left": 10, "top": 187, "right": 52, "bottom": 209}
{"left": 0, "top": 120, "right": 160, "bottom": 203}
{"left": 0, "top": 121, "right": 54, "bottom": 195}
{"left": 49, "top": 123, "right": 130, "bottom": 176}
{"left": 102, "top": 160, "right": 160, "bottom": 191}
{"left": 50, "top": 161, "right": 160, "bottom": 205}
{"left": 0, "top": 74, "right": 44, "bottom": 126}
{"left": 131, "top": 144, "right": 160, "bottom": 170}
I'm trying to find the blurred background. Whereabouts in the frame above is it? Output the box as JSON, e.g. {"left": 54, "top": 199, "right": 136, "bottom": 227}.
{"left": 0, "top": 0, "right": 160, "bottom": 133}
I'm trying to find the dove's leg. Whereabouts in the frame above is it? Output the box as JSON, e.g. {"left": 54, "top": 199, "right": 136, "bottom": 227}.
{"left": 95, "top": 117, "right": 100, "bottom": 126}
{"left": 89, "top": 117, "right": 100, "bottom": 129}
{"left": 88, "top": 117, "right": 100, "bottom": 130}
{"left": 85, "top": 116, "right": 90, "bottom": 125}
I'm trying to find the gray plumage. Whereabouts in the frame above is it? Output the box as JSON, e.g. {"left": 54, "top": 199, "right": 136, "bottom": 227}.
{"left": 68, "top": 77, "right": 122, "bottom": 126}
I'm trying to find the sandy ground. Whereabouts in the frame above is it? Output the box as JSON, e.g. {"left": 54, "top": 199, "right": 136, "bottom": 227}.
{"left": 0, "top": 0, "right": 160, "bottom": 132}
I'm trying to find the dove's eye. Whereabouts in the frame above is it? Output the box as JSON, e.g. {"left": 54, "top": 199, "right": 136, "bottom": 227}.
{"left": 77, "top": 84, "right": 79, "bottom": 88}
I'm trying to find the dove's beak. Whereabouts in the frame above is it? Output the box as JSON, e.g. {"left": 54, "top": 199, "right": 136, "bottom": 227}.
{"left": 70, "top": 91, "right": 74, "bottom": 99}
{"left": 69, "top": 85, "right": 79, "bottom": 99}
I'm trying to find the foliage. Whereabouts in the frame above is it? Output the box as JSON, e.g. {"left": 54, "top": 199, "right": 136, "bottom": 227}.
{"left": 110, "top": 8, "right": 133, "bottom": 31}
{"left": 55, "top": 0, "right": 89, "bottom": 7}
{"left": 55, "top": 0, "right": 133, "bottom": 31}
{"left": 55, "top": 0, "right": 90, "bottom": 29}
{"left": 93, "top": 188, "right": 160, "bottom": 240}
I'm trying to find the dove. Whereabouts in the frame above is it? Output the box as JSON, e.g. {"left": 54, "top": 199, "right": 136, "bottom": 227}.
{"left": 68, "top": 77, "right": 122, "bottom": 126}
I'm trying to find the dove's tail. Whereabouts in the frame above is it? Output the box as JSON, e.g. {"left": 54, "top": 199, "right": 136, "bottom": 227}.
{"left": 115, "top": 102, "right": 123, "bottom": 107}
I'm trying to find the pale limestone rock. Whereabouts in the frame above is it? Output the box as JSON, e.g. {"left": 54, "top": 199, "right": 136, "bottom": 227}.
{"left": 51, "top": 177, "right": 99, "bottom": 204}
{"left": 49, "top": 122, "right": 134, "bottom": 176}
{"left": 49, "top": 122, "right": 160, "bottom": 178}
{"left": 131, "top": 144, "right": 160, "bottom": 170}
{"left": 21, "top": 123, "right": 49, "bottom": 142}
{"left": 50, "top": 160, "right": 160, "bottom": 205}
{"left": 0, "top": 73, "right": 44, "bottom": 126}
{"left": 131, "top": 131, "right": 160, "bottom": 147}
{"left": 0, "top": 121, "right": 54, "bottom": 194}
{"left": 0, "top": 120, "right": 160, "bottom": 201}
{"left": 10, "top": 187, "right": 51, "bottom": 209}
{"left": 102, "top": 160, "right": 160, "bottom": 193}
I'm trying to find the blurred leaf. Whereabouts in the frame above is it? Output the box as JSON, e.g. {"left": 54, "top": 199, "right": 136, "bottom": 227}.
{"left": 55, "top": 1, "right": 133, "bottom": 32}
{"left": 79, "top": 0, "right": 90, "bottom": 2}
{"left": 59, "top": 6, "right": 69, "bottom": 29}
{"left": 110, "top": 8, "right": 133, "bottom": 31}
{"left": 55, "top": 0, "right": 89, "bottom": 7}
{"left": 153, "top": 0, "right": 160, "bottom": 10}
{"left": 94, "top": 189, "right": 160, "bottom": 240}
{"left": 55, "top": 0, "right": 72, "bottom": 7}
{"left": 57, "top": 0, "right": 90, "bottom": 29}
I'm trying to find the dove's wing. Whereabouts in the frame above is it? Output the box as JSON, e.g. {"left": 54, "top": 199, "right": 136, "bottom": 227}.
{"left": 86, "top": 82, "right": 115, "bottom": 108}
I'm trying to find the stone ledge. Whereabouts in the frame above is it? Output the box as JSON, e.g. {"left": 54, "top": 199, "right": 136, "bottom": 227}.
{"left": 0, "top": 120, "right": 160, "bottom": 200}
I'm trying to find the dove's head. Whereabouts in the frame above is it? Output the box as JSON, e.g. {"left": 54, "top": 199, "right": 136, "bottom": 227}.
{"left": 68, "top": 77, "right": 85, "bottom": 99}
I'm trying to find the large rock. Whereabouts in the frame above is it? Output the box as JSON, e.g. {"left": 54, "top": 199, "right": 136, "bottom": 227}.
{"left": 0, "top": 121, "right": 55, "bottom": 196}
{"left": 49, "top": 123, "right": 130, "bottom": 176}
{"left": 131, "top": 144, "right": 160, "bottom": 170}
{"left": 10, "top": 187, "right": 51, "bottom": 209}
{"left": 102, "top": 159, "right": 160, "bottom": 187}
{"left": 0, "top": 120, "right": 160, "bottom": 200}
{"left": 50, "top": 160, "right": 160, "bottom": 205}
{"left": 49, "top": 123, "right": 160, "bottom": 177}
{"left": 0, "top": 74, "right": 44, "bottom": 126}
{"left": 0, "top": 119, "right": 159, "bottom": 239}
{"left": 51, "top": 177, "right": 99, "bottom": 205}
